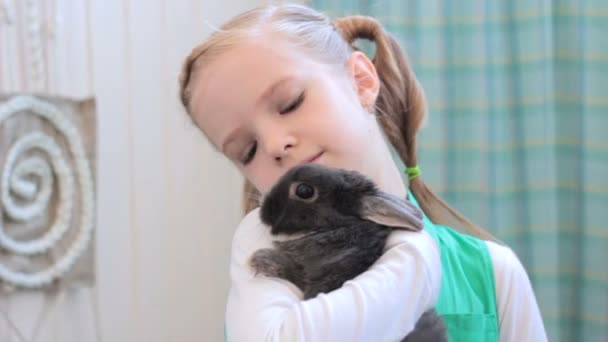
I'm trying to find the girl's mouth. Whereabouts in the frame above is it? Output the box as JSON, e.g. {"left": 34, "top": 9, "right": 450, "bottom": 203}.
{"left": 305, "top": 151, "right": 323, "bottom": 163}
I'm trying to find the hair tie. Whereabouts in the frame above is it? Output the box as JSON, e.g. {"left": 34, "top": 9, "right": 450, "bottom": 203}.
{"left": 405, "top": 165, "right": 421, "bottom": 181}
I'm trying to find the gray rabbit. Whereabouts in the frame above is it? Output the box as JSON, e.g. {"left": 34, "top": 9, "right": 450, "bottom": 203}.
{"left": 249, "top": 163, "right": 447, "bottom": 342}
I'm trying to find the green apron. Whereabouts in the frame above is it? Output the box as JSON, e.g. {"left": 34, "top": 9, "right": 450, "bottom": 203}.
{"left": 408, "top": 191, "right": 499, "bottom": 341}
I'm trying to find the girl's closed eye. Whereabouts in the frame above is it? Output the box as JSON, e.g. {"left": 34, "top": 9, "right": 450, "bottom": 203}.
{"left": 279, "top": 92, "right": 305, "bottom": 114}
{"left": 241, "top": 141, "right": 257, "bottom": 165}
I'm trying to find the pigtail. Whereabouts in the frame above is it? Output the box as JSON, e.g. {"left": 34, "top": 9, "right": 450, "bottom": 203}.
{"left": 243, "top": 181, "right": 260, "bottom": 214}
{"left": 335, "top": 16, "right": 497, "bottom": 241}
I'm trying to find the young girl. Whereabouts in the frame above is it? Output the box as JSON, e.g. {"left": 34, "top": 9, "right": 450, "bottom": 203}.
{"left": 179, "top": 3, "right": 548, "bottom": 341}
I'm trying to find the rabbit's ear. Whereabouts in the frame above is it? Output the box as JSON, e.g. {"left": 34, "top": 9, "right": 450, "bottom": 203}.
{"left": 360, "top": 193, "right": 424, "bottom": 231}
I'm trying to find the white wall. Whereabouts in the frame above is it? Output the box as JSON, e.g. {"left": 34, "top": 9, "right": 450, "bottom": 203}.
{"left": 1, "top": 0, "right": 281, "bottom": 341}
{"left": 91, "top": 0, "right": 260, "bottom": 340}
{"left": 0, "top": 0, "right": 92, "bottom": 97}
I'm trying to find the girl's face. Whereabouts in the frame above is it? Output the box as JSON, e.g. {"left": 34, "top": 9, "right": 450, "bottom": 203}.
{"left": 190, "top": 34, "right": 405, "bottom": 196}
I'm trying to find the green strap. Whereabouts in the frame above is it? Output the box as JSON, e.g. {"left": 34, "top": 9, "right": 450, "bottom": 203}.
{"left": 408, "top": 190, "right": 499, "bottom": 341}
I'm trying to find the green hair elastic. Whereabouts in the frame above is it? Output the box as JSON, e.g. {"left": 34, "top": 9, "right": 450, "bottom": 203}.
{"left": 405, "top": 165, "right": 422, "bottom": 181}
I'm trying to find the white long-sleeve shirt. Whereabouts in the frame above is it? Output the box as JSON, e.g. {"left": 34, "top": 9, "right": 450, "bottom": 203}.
{"left": 224, "top": 208, "right": 548, "bottom": 341}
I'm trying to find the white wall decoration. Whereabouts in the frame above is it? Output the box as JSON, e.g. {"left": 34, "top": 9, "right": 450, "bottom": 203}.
{"left": 0, "top": 95, "right": 96, "bottom": 289}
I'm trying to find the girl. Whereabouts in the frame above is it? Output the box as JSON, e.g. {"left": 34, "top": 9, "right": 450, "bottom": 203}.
{"left": 179, "top": 3, "right": 548, "bottom": 341}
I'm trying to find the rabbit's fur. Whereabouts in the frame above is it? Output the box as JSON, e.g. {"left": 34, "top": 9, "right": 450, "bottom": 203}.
{"left": 250, "top": 164, "right": 447, "bottom": 342}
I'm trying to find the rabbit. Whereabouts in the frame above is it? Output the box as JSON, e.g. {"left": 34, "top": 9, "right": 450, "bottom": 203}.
{"left": 249, "top": 163, "right": 448, "bottom": 342}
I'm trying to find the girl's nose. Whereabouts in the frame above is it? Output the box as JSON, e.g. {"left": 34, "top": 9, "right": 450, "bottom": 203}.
{"left": 257, "top": 116, "right": 298, "bottom": 165}
{"left": 262, "top": 131, "right": 297, "bottom": 165}
{"left": 273, "top": 145, "right": 291, "bottom": 163}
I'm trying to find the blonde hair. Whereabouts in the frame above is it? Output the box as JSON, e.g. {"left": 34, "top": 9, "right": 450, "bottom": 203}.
{"left": 179, "top": 3, "right": 496, "bottom": 241}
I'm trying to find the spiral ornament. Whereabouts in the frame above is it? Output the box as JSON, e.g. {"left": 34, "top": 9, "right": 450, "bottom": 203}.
{"left": 0, "top": 95, "right": 94, "bottom": 288}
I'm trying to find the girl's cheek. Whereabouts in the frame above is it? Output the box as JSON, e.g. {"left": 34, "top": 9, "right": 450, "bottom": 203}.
{"left": 245, "top": 167, "right": 269, "bottom": 194}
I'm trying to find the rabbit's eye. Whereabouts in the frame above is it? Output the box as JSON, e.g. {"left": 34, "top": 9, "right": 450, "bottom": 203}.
{"left": 289, "top": 182, "right": 318, "bottom": 202}
{"left": 295, "top": 183, "right": 315, "bottom": 199}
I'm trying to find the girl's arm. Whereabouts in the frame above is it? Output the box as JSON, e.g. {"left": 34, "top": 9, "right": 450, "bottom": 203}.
{"left": 487, "top": 242, "right": 549, "bottom": 342}
{"left": 225, "top": 208, "right": 441, "bottom": 342}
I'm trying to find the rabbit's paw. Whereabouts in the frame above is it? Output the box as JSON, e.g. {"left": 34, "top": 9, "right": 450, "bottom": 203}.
{"left": 249, "top": 248, "right": 284, "bottom": 278}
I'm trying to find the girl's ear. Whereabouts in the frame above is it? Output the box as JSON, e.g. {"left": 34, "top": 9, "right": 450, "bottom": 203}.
{"left": 347, "top": 51, "right": 380, "bottom": 112}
